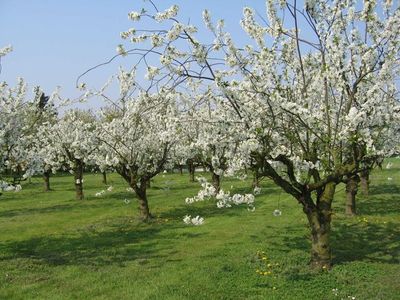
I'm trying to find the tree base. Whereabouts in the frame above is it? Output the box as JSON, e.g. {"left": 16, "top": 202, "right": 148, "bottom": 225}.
{"left": 140, "top": 213, "right": 154, "bottom": 222}
{"left": 309, "top": 258, "right": 332, "bottom": 271}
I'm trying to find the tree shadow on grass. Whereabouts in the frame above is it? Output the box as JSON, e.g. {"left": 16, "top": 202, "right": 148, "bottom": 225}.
{"left": 331, "top": 221, "right": 400, "bottom": 265}
{"left": 0, "top": 199, "right": 125, "bottom": 218}
{"left": 0, "top": 222, "right": 189, "bottom": 267}
{"left": 0, "top": 204, "right": 76, "bottom": 218}
{"left": 356, "top": 184, "right": 400, "bottom": 216}
{"left": 267, "top": 220, "right": 400, "bottom": 271}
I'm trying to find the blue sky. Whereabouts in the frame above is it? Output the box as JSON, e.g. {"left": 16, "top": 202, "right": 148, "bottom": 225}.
{"left": 0, "top": 0, "right": 267, "bottom": 103}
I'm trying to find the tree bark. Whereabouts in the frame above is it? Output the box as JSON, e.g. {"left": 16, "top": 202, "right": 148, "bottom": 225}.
{"left": 360, "top": 170, "right": 369, "bottom": 197}
{"left": 134, "top": 178, "right": 152, "bottom": 221}
{"left": 102, "top": 171, "right": 107, "bottom": 185}
{"left": 43, "top": 170, "right": 51, "bottom": 192}
{"left": 304, "top": 182, "right": 336, "bottom": 269}
{"left": 345, "top": 175, "right": 359, "bottom": 216}
{"left": 212, "top": 172, "right": 221, "bottom": 193}
{"left": 252, "top": 169, "right": 260, "bottom": 188}
{"left": 188, "top": 161, "right": 195, "bottom": 182}
{"left": 74, "top": 160, "right": 84, "bottom": 200}
{"left": 179, "top": 165, "right": 183, "bottom": 175}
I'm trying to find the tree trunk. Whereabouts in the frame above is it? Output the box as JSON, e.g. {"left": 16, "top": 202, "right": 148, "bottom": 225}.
{"left": 360, "top": 170, "right": 369, "bottom": 197}
{"left": 179, "top": 165, "right": 183, "bottom": 175}
{"left": 304, "top": 182, "right": 336, "bottom": 269}
{"left": 74, "top": 160, "right": 84, "bottom": 200}
{"left": 43, "top": 170, "right": 51, "bottom": 192}
{"left": 188, "top": 161, "right": 195, "bottom": 182}
{"left": 102, "top": 171, "right": 107, "bottom": 185}
{"left": 134, "top": 178, "right": 152, "bottom": 221}
{"left": 252, "top": 169, "right": 260, "bottom": 188}
{"left": 212, "top": 172, "right": 220, "bottom": 193}
{"left": 345, "top": 175, "right": 359, "bottom": 216}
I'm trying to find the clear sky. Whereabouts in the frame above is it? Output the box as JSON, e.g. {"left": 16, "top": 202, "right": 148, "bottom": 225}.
{"left": 0, "top": 0, "right": 267, "bottom": 103}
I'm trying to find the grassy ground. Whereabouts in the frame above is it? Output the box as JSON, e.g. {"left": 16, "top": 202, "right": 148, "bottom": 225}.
{"left": 0, "top": 159, "right": 399, "bottom": 300}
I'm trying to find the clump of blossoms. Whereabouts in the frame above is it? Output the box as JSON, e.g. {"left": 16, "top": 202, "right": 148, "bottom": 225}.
{"left": 183, "top": 215, "right": 204, "bottom": 226}
{"left": 185, "top": 176, "right": 256, "bottom": 211}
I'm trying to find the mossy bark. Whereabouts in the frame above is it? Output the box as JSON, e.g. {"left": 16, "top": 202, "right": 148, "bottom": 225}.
{"left": 305, "top": 182, "right": 336, "bottom": 269}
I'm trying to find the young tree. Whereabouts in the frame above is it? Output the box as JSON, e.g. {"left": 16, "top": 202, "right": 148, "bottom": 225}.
{"left": 0, "top": 79, "right": 50, "bottom": 186}
{"left": 93, "top": 69, "right": 180, "bottom": 220}
{"left": 38, "top": 110, "right": 98, "bottom": 200}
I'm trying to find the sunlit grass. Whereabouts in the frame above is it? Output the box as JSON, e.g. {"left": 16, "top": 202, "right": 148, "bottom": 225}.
{"left": 0, "top": 159, "right": 399, "bottom": 299}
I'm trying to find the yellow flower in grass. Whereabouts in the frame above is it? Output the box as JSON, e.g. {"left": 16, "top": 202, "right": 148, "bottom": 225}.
{"left": 263, "top": 271, "right": 271, "bottom": 275}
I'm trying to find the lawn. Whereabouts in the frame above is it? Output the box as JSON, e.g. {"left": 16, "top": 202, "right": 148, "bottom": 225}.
{"left": 0, "top": 159, "right": 399, "bottom": 299}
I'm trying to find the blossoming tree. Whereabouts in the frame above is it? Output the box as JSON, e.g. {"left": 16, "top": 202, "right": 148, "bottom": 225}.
{"left": 116, "top": 0, "right": 400, "bottom": 268}
{"left": 93, "top": 68, "right": 180, "bottom": 220}
{"left": 0, "top": 79, "right": 55, "bottom": 188}
{"left": 38, "top": 110, "right": 98, "bottom": 200}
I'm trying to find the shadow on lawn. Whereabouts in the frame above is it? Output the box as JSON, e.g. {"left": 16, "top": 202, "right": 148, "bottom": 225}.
{"left": 0, "top": 199, "right": 124, "bottom": 218}
{"left": 0, "top": 222, "right": 184, "bottom": 267}
{"left": 0, "top": 204, "right": 76, "bottom": 218}
{"left": 356, "top": 184, "right": 400, "bottom": 216}
{"left": 331, "top": 221, "right": 400, "bottom": 265}
{"left": 369, "top": 183, "right": 400, "bottom": 196}
{"left": 272, "top": 220, "right": 400, "bottom": 269}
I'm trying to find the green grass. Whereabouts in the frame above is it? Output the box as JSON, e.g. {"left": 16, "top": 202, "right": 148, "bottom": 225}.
{"left": 0, "top": 159, "right": 399, "bottom": 299}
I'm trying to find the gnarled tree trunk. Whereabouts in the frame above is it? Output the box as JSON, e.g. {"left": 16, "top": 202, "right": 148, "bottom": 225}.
{"left": 345, "top": 175, "right": 359, "bottom": 216}
{"left": 43, "top": 170, "right": 51, "bottom": 192}
{"left": 304, "top": 182, "right": 336, "bottom": 269}
{"left": 74, "top": 159, "right": 84, "bottom": 200}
